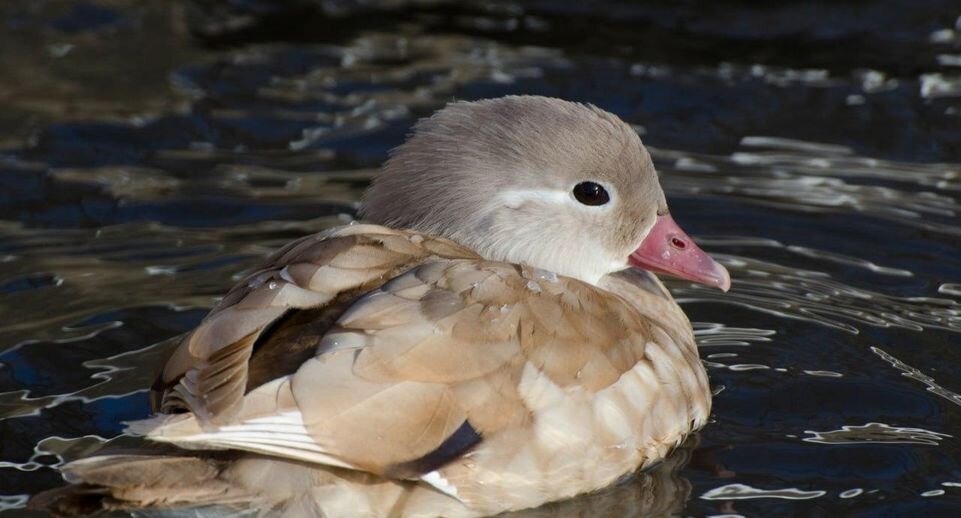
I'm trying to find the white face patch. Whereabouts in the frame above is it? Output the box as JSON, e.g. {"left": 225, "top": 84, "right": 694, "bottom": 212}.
{"left": 498, "top": 188, "right": 570, "bottom": 209}
{"left": 498, "top": 183, "right": 618, "bottom": 212}
{"left": 481, "top": 183, "right": 630, "bottom": 285}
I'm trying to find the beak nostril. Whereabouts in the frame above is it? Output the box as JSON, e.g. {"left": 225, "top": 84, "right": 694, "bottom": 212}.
{"left": 630, "top": 214, "right": 730, "bottom": 291}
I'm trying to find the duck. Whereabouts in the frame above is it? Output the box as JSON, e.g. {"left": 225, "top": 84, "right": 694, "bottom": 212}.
{"left": 31, "top": 95, "right": 730, "bottom": 517}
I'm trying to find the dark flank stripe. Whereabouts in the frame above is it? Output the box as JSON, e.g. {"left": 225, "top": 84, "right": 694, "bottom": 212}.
{"left": 386, "top": 420, "right": 482, "bottom": 478}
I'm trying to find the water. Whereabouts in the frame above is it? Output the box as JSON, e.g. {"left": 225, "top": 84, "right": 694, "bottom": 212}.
{"left": 2, "top": 0, "right": 961, "bottom": 515}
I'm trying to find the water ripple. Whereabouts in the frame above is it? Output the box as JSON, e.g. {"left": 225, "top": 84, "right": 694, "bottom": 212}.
{"left": 0, "top": 496, "right": 28, "bottom": 512}
{"left": 693, "top": 322, "right": 776, "bottom": 347}
{"left": 659, "top": 140, "right": 961, "bottom": 237}
{"left": 872, "top": 346, "right": 961, "bottom": 408}
{"left": 0, "top": 336, "right": 177, "bottom": 420}
{"left": 940, "top": 284, "right": 961, "bottom": 296}
{"left": 701, "top": 483, "right": 826, "bottom": 501}
{"left": 676, "top": 247, "right": 961, "bottom": 334}
{"left": 802, "top": 422, "right": 951, "bottom": 446}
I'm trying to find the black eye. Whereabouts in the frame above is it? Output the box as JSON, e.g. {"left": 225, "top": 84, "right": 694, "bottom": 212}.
{"left": 572, "top": 181, "right": 610, "bottom": 206}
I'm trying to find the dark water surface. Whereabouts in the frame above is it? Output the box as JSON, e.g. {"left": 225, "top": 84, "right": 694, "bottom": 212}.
{"left": 2, "top": 0, "right": 961, "bottom": 515}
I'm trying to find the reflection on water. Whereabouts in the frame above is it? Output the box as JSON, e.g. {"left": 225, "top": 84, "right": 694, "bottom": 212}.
{"left": 678, "top": 245, "right": 961, "bottom": 334}
{"left": 802, "top": 422, "right": 951, "bottom": 446}
{"left": 2, "top": 0, "right": 961, "bottom": 515}
{"left": 873, "top": 346, "right": 961, "bottom": 408}
{"left": 701, "top": 483, "right": 826, "bottom": 501}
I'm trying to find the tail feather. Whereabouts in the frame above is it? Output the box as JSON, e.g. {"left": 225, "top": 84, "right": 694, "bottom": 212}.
{"left": 27, "top": 483, "right": 111, "bottom": 517}
{"left": 29, "top": 449, "right": 251, "bottom": 516}
{"left": 29, "top": 447, "right": 448, "bottom": 517}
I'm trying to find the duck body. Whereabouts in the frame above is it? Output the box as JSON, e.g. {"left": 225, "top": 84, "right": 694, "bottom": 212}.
{"left": 32, "top": 96, "right": 724, "bottom": 517}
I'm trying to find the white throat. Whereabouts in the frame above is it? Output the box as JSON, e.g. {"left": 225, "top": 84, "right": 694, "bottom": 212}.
{"left": 440, "top": 187, "right": 626, "bottom": 286}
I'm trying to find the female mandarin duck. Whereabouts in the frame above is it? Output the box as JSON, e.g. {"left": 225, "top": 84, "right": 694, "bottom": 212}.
{"left": 33, "top": 96, "right": 730, "bottom": 517}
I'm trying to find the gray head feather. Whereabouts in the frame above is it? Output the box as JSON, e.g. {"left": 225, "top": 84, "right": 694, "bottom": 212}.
{"left": 361, "top": 95, "right": 667, "bottom": 283}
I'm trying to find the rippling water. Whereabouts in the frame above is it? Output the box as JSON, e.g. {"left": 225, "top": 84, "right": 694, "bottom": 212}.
{"left": 2, "top": 0, "right": 961, "bottom": 515}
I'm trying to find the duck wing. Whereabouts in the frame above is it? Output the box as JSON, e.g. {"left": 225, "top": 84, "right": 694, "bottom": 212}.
{"left": 139, "top": 256, "right": 673, "bottom": 482}
{"left": 151, "top": 224, "right": 480, "bottom": 424}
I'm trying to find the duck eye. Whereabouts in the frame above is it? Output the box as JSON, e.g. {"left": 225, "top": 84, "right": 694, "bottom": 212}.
{"left": 572, "top": 182, "right": 610, "bottom": 206}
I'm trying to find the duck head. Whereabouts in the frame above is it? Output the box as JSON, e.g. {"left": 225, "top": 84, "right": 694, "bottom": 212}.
{"left": 361, "top": 95, "right": 730, "bottom": 291}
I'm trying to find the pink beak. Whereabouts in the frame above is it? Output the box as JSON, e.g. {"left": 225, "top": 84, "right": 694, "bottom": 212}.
{"left": 628, "top": 214, "right": 731, "bottom": 291}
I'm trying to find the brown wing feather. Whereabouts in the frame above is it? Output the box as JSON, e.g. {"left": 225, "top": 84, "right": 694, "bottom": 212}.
{"left": 151, "top": 225, "right": 479, "bottom": 424}
{"left": 282, "top": 259, "right": 658, "bottom": 473}
{"left": 143, "top": 255, "right": 663, "bottom": 481}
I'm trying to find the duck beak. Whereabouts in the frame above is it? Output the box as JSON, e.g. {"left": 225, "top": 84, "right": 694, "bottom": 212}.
{"left": 628, "top": 214, "right": 731, "bottom": 291}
